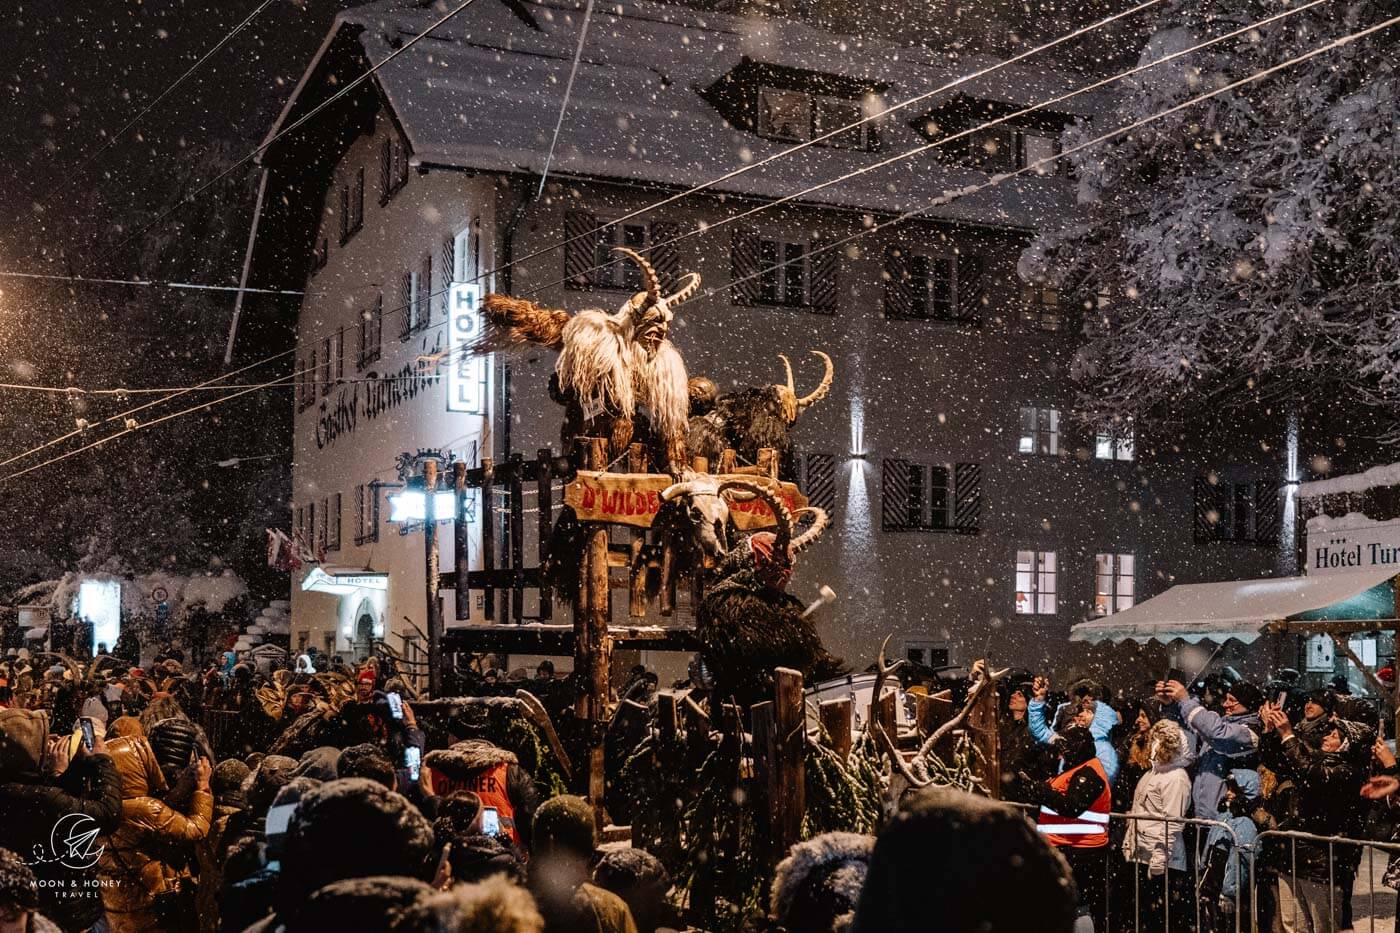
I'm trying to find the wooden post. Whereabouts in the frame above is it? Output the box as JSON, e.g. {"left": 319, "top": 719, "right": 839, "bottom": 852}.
{"left": 481, "top": 458, "right": 495, "bottom": 622}
{"left": 575, "top": 437, "right": 612, "bottom": 810}
{"left": 509, "top": 452, "right": 526, "bottom": 623}
{"left": 873, "top": 687, "right": 898, "bottom": 747}
{"left": 969, "top": 664, "right": 1001, "bottom": 800}
{"left": 718, "top": 448, "right": 737, "bottom": 474}
{"left": 657, "top": 691, "right": 679, "bottom": 744}
{"left": 453, "top": 461, "right": 470, "bottom": 623}
{"left": 422, "top": 459, "right": 443, "bottom": 699}
{"left": 819, "top": 698, "right": 852, "bottom": 757}
{"left": 627, "top": 444, "right": 648, "bottom": 619}
{"left": 537, "top": 449, "right": 553, "bottom": 621}
{"left": 756, "top": 447, "right": 778, "bottom": 481}
{"left": 772, "top": 668, "right": 805, "bottom": 862}
{"left": 691, "top": 456, "right": 709, "bottom": 474}
{"left": 915, "top": 690, "right": 954, "bottom": 739}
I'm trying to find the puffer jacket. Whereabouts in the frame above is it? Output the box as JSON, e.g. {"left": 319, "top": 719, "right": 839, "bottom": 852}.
{"left": 0, "top": 708, "right": 122, "bottom": 933}
{"left": 1121, "top": 731, "right": 1193, "bottom": 874}
{"left": 96, "top": 735, "right": 213, "bottom": 933}
{"left": 1027, "top": 697, "right": 1121, "bottom": 783}
{"left": 423, "top": 740, "right": 540, "bottom": 848}
{"left": 1166, "top": 696, "right": 1258, "bottom": 823}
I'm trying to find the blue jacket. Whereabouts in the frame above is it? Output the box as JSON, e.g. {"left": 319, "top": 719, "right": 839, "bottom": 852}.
{"left": 1167, "top": 696, "right": 1260, "bottom": 822}
{"left": 1204, "top": 769, "right": 1261, "bottom": 904}
{"left": 1028, "top": 698, "right": 1120, "bottom": 784}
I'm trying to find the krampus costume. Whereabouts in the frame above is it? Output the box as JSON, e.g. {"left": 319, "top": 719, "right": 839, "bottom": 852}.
{"left": 695, "top": 481, "right": 842, "bottom": 709}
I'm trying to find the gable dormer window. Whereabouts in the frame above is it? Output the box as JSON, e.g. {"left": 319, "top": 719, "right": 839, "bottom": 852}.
{"left": 757, "top": 87, "right": 872, "bottom": 150}
{"left": 704, "top": 60, "right": 884, "bottom": 153}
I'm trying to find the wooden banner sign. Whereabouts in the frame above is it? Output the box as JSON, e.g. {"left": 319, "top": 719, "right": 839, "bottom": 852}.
{"left": 564, "top": 471, "right": 809, "bottom": 531}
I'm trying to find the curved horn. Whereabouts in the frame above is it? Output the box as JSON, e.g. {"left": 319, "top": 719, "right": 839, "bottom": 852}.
{"left": 778, "top": 354, "right": 795, "bottom": 395}
{"left": 717, "top": 479, "right": 792, "bottom": 554}
{"left": 612, "top": 247, "right": 661, "bottom": 303}
{"left": 789, "top": 506, "right": 830, "bottom": 553}
{"left": 796, "top": 351, "right": 834, "bottom": 413}
{"left": 667, "top": 272, "right": 701, "bottom": 306}
{"left": 661, "top": 480, "right": 718, "bottom": 502}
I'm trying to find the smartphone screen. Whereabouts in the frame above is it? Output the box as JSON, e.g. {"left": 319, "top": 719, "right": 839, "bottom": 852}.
{"left": 79, "top": 718, "right": 95, "bottom": 751}
{"left": 404, "top": 746, "right": 421, "bottom": 781}
{"left": 387, "top": 692, "right": 404, "bottom": 720}
{"left": 480, "top": 806, "right": 500, "bottom": 836}
{"left": 1276, "top": 690, "right": 1289, "bottom": 707}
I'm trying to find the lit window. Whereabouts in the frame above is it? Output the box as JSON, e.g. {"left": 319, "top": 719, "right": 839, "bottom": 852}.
{"left": 1020, "top": 284, "right": 1062, "bottom": 332}
{"left": 594, "top": 222, "right": 650, "bottom": 291}
{"left": 1018, "top": 406, "right": 1059, "bottom": 455}
{"left": 1015, "top": 550, "right": 1057, "bottom": 615}
{"left": 1094, "top": 553, "right": 1135, "bottom": 616}
{"left": 1095, "top": 422, "right": 1135, "bottom": 461}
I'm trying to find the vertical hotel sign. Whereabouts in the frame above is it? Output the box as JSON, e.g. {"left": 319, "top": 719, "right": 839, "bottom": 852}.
{"left": 448, "top": 283, "right": 487, "bottom": 414}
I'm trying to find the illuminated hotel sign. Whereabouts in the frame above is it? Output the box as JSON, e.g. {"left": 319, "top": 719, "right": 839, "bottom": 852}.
{"left": 447, "top": 283, "right": 487, "bottom": 414}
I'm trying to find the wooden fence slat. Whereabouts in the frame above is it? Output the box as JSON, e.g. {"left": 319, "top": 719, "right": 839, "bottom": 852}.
{"left": 481, "top": 458, "right": 495, "bottom": 622}
{"left": 537, "top": 448, "right": 553, "bottom": 621}
{"left": 819, "top": 698, "right": 852, "bottom": 757}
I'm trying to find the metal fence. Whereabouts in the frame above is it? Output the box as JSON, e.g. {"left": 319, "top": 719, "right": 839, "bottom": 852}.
{"left": 1077, "top": 813, "right": 1400, "bottom": 933}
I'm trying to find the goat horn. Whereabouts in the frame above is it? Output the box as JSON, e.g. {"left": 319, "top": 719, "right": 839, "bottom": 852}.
{"left": 612, "top": 247, "right": 661, "bottom": 303}
{"left": 661, "top": 481, "right": 716, "bottom": 501}
{"left": 796, "top": 351, "right": 834, "bottom": 413}
{"left": 667, "top": 272, "right": 701, "bottom": 306}
{"left": 789, "top": 506, "right": 829, "bottom": 553}
{"left": 717, "top": 479, "right": 791, "bottom": 554}
{"left": 778, "top": 354, "right": 795, "bottom": 395}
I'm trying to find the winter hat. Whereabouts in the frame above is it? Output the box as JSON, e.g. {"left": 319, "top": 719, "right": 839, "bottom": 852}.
{"left": 769, "top": 832, "right": 872, "bottom": 933}
{"left": 1056, "top": 725, "right": 1096, "bottom": 767}
{"left": 295, "top": 875, "right": 432, "bottom": 933}
{"left": 433, "top": 791, "right": 485, "bottom": 840}
{"left": 0, "top": 847, "right": 40, "bottom": 914}
{"left": 278, "top": 778, "right": 436, "bottom": 914}
{"left": 1303, "top": 689, "right": 1336, "bottom": 715}
{"left": 244, "top": 754, "right": 299, "bottom": 816}
{"left": 1225, "top": 680, "right": 1263, "bottom": 713}
{"left": 530, "top": 795, "right": 597, "bottom": 859}
{"left": 0, "top": 708, "right": 48, "bottom": 781}
{"left": 147, "top": 717, "right": 201, "bottom": 784}
{"left": 338, "top": 743, "right": 398, "bottom": 789}
{"left": 266, "top": 777, "right": 323, "bottom": 864}
{"left": 594, "top": 848, "right": 672, "bottom": 933}
{"left": 850, "top": 787, "right": 1076, "bottom": 933}
{"left": 445, "top": 705, "right": 492, "bottom": 742}
{"left": 441, "top": 832, "right": 527, "bottom": 885}
{"left": 293, "top": 746, "right": 343, "bottom": 783}
{"left": 392, "top": 875, "right": 544, "bottom": 933}
{"left": 212, "top": 759, "right": 252, "bottom": 809}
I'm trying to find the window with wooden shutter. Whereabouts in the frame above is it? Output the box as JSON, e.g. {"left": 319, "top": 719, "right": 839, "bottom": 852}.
{"left": 808, "top": 238, "right": 838, "bottom": 314}
{"left": 954, "top": 462, "right": 981, "bottom": 534}
{"left": 417, "top": 253, "right": 432, "bottom": 328}
{"left": 379, "top": 138, "right": 393, "bottom": 203}
{"left": 798, "top": 453, "right": 836, "bottom": 513}
{"left": 1193, "top": 476, "right": 1227, "bottom": 543}
{"left": 956, "top": 254, "right": 983, "bottom": 323}
{"left": 398, "top": 271, "right": 414, "bottom": 339}
{"left": 328, "top": 493, "right": 342, "bottom": 552}
{"left": 730, "top": 228, "right": 763, "bottom": 306}
{"left": 884, "top": 246, "right": 916, "bottom": 319}
{"left": 564, "top": 210, "right": 600, "bottom": 289}
{"left": 649, "top": 221, "right": 682, "bottom": 294}
{"left": 438, "top": 235, "right": 455, "bottom": 317}
{"left": 1253, "top": 480, "right": 1281, "bottom": 545}
{"left": 881, "top": 458, "right": 912, "bottom": 531}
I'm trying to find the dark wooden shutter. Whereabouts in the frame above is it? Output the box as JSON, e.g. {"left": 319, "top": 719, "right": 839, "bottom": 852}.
{"left": 884, "top": 245, "right": 916, "bottom": 319}
{"left": 881, "top": 458, "right": 912, "bottom": 531}
{"left": 1194, "top": 476, "right": 1225, "bottom": 543}
{"left": 564, "top": 210, "right": 599, "bottom": 289}
{"left": 439, "top": 236, "right": 456, "bottom": 316}
{"left": 808, "top": 237, "right": 838, "bottom": 314}
{"left": 954, "top": 462, "right": 981, "bottom": 533}
{"left": 956, "top": 253, "right": 984, "bottom": 323}
{"left": 649, "top": 221, "right": 682, "bottom": 295}
{"left": 1253, "top": 480, "right": 1281, "bottom": 545}
{"left": 802, "top": 453, "right": 837, "bottom": 513}
{"left": 730, "top": 228, "right": 763, "bottom": 306}
{"left": 398, "top": 271, "right": 413, "bottom": 339}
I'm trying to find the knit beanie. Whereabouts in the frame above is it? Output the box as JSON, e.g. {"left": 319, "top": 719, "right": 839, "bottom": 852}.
{"left": 1226, "top": 681, "right": 1263, "bottom": 713}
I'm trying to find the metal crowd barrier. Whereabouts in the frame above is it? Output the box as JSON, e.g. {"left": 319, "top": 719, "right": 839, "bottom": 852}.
{"left": 1105, "top": 811, "right": 1245, "bottom": 933}
{"left": 1249, "top": 829, "right": 1400, "bottom": 933}
{"left": 202, "top": 708, "right": 243, "bottom": 759}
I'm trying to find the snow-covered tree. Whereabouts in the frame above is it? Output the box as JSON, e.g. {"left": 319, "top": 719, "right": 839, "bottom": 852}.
{"left": 1021, "top": 0, "right": 1399, "bottom": 427}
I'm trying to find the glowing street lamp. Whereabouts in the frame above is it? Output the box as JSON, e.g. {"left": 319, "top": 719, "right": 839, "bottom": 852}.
{"left": 387, "top": 483, "right": 457, "bottom": 523}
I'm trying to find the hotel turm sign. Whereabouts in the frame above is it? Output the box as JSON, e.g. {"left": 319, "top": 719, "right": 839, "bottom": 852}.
{"left": 1307, "top": 518, "right": 1400, "bottom": 576}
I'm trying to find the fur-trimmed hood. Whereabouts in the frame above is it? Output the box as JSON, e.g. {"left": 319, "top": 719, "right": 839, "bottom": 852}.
{"left": 771, "top": 832, "right": 873, "bottom": 932}
{"left": 423, "top": 740, "right": 518, "bottom": 779}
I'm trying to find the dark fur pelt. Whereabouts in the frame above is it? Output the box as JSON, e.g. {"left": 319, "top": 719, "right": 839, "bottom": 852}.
{"left": 687, "top": 386, "right": 798, "bottom": 480}
{"left": 696, "top": 550, "right": 845, "bottom": 709}
{"left": 540, "top": 507, "right": 586, "bottom": 607}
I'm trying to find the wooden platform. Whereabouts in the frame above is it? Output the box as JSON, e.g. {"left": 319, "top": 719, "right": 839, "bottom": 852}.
{"left": 441, "top": 622, "right": 699, "bottom": 655}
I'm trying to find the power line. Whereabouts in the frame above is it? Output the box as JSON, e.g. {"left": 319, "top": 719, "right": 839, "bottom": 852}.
{"left": 522, "top": 0, "right": 1332, "bottom": 296}
{"left": 44, "top": 0, "right": 280, "bottom": 203}
{"left": 537, "top": 0, "right": 596, "bottom": 196}
{"left": 94, "top": 0, "right": 487, "bottom": 267}
{"left": 0, "top": 269, "right": 303, "bottom": 296}
{"left": 8, "top": 10, "right": 1392, "bottom": 488}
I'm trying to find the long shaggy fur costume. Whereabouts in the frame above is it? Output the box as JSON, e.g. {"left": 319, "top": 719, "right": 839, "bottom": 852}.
{"left": 688, "top": 386, "right": 799, "bottom": 479}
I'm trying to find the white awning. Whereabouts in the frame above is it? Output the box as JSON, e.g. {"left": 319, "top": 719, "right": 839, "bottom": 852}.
{"left": 1070, "top": 569, "right": 1399, "bottom": 645}
{"left": 301, "top": 567, "right": 389, "bottom": 596}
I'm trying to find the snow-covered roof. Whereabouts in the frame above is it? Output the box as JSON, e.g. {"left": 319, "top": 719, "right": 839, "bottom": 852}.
{"left": 1299, "top": 462, "right": 1400, "bottom": 500}
{"left": 271, "top": 0, "right": 1102, "bottom": 229}
{"left": 1070, "top": 568, "right": 1399, "bottom": 645}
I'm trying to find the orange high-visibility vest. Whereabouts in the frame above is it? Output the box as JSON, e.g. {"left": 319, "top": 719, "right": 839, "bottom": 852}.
{"left": 1036, "top": 757, "right": 1111, "bottom": 848}
{"left": 427, "top": 761, "right": 521, "bottom": 846}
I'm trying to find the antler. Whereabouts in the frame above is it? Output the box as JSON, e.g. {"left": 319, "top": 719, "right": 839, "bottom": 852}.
{"left": 867, "top": 633, "right": 905, "bottom": 733}
{"left": 612, "top": 247, "right": 661, "bottom": 303}
{"left": 667, "top": 272, "right": 701, "bottom": 306}
{"left": 717, "top": 479, "right": 792, "bottom": 554}
{"left": 796, "top": 350, "right": 834, "bottom": 413}
{"left": 914, "top": 659, "right": 1009, "bottom": 762}
{"left": 789, "top": 506, "right": 829, "bottom": 553}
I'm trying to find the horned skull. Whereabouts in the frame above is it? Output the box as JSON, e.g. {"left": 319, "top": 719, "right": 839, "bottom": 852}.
{"left": 774, "top": 351, "right": 835, "bottom": 423}
{"left": 661, "top": 475, "right": 732, "bottom": 559}
{"left": 612, "top": 247, "right": 700, "bottom": 358}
